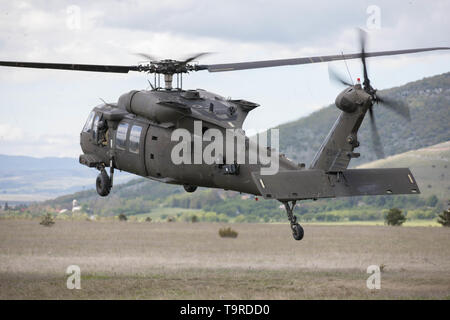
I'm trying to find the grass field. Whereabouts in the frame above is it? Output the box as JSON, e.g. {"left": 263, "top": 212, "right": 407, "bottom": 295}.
{"left": 129, "top": 207, "right": 206, "bottom": 221}
{"left": 0, "top": 220, "right": 449, "bottom": 299}
{"left": 301, "top": 220, "right": 441, "bottom": 227}
{"left": 130, "top": 208, "right": 442, "bottom": 225}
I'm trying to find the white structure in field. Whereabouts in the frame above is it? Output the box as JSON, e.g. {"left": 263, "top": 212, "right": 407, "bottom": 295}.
{"left": 72, "top": 199, "right": 82, "bottom": 212}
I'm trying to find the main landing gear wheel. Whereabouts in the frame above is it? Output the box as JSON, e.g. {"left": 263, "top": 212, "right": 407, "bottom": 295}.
{"left": 282, "top": 200, "right": 304, "bottom": 241}
{"left": 96, "top": 169, "right": 111, "bottom": 197}
{"left": 291, "top": 223, "right": 304, "bottom": 241}
{"left": 183, "top": 185, "right": 197, "bottom": 193}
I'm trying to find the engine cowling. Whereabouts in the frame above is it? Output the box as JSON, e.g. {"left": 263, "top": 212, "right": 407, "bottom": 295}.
{"left": 335, "top": 85, "right": 371, "bottom": 113}
{"left": 117, "top": 90, "right": 189, "bottom": 124}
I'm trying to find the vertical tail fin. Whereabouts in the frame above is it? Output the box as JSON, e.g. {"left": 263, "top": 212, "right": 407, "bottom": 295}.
{"left": 310, "top": 108, "right": 366, "bottom": 172}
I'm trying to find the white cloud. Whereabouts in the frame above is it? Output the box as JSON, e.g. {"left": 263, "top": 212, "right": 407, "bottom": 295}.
{"left": 0, "top": 132, "right": 80, "bottom": 158}
{"left": 0, "top": 122, "right": 78, "bottom": 157}
{"left": 0, "top": 124, "right": 24, "bottom": 141}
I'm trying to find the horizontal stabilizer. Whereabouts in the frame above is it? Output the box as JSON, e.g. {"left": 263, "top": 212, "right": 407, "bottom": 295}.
{"left": 252, "top": 168, "right": 420, "bottom": 201}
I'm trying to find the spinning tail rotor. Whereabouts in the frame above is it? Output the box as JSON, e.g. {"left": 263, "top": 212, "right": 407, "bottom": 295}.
{"left": 329, "top": 29, "right": 417, "bottom": 159}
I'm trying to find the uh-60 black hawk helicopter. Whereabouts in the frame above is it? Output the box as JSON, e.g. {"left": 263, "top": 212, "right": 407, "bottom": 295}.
{"left": 1, "top": 31, "right": 448, "bottom": 240}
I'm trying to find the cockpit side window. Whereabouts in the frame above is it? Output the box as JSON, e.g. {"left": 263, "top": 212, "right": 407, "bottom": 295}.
{"left": 129, "top": 125, "right": 142, "bottom": 154}
{"left": 83, "top": 111, "right": 95, "bottom": 133}
{"left": 116, "top": 122, "right": 129, "bottom": 150}
{"left": 92, "top": 114, "right": 100, "bottom": 141}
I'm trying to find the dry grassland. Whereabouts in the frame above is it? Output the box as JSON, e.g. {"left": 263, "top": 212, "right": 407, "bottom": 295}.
{"left": 0, "top": 220, "right": 449, "bottom": 299}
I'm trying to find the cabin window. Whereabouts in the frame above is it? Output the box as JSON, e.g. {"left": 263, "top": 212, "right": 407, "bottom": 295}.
{"left": 83, "top": 111, "right": 95, "bottom": 133}
{"left": 116, "top": 122, "right": 129, "bottom": 150}
{"left": 129, "top": 125, "right": 142, "bottom": 154}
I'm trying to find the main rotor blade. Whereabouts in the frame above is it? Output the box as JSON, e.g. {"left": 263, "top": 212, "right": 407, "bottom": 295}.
{"left": 135, "top": 53, "right": 159, "bottom": 61}
{"left": 328, "top": 64, "right": 352, "bottom": 87}
{"left": 203, "top": 47, "right": 450, "bottom": 72}
{"left": 377, "top": 94, "right": 411, "bottom": 121}
{"left": 0, "top": 61, "right": 140, "bottom": 73}
{"left": 183, "top": 52, "right": 210, "bottom": 64}
{"left": 368, "top": 107, "right": 385, "bottom": 159}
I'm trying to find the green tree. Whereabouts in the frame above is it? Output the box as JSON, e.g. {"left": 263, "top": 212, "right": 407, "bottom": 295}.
{"left": 385, "top": 208, "right": 406, "bottom": 226}
{"left": 437, "top": 208, "right": 450, "bottom": 227}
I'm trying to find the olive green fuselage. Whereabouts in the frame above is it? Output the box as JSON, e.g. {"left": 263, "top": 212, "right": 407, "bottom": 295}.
{"left": 80, "top": 88, "right": 298, "bottom": 196}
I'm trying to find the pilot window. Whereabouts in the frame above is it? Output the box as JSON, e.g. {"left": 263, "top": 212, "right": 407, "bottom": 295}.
{"left": 83, "top": 111, "right": 95, "bottom": 133}
{"left": 116, "top": 122, "right": 129, "bottom": 150}
{"left": 92, "top": 114, "right": 100, "bottom": 141}
{"left": 129, "top": 125, "right": 142, "bottom": 154}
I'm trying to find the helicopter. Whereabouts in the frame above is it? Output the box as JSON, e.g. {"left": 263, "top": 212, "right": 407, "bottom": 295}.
{"left": 1, "top": 30, "right": 448, "bottom": 240}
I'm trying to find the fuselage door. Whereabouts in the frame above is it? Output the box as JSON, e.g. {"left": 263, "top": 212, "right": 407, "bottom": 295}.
{"left": 114, "top": 120, "right": 148, "bottom": 176}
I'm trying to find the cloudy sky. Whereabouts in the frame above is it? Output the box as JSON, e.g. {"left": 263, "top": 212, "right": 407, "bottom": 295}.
{"left": 0, "top": 0, "right": 449, "bottom": 157}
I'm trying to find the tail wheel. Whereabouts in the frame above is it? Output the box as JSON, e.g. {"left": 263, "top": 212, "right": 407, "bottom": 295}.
{"left": 96, "top": 170, "right": 111, "bottom": 197}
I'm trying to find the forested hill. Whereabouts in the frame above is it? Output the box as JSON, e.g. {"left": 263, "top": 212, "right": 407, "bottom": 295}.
{"left": 275, "top": 72, "right": 450, "bottom": 167}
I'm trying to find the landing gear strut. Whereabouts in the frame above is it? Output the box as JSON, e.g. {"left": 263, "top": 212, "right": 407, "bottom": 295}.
{"left": 283, "top": 201, "right": 304, "bottom": 241}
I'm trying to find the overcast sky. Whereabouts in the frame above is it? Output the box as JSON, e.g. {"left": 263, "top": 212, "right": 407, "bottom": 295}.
{"left": 0, "top": 0, "right": 449, "bottom": 157}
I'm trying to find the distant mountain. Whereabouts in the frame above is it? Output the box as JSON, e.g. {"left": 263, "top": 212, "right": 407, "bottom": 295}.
{"left": 358, "top": 141, "right": 450, "bottom": 200}
{"left": 0, "top": 154, "right": 131, "bottom": 203}
{"left": 275, "top": 72, "right": 450, "bottom": 167}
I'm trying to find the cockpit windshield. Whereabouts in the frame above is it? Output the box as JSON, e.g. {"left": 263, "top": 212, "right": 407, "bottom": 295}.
{"left": 83, "top": 111, "right": 95, "bottom": 132}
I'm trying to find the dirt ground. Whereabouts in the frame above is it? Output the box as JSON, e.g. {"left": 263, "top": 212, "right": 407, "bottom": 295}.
{"left": 0, "top": 220, "right": 449, "bottom": 299}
